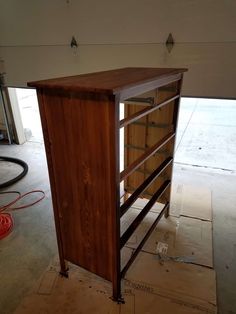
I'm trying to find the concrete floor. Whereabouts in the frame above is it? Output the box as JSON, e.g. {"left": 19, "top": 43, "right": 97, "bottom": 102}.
{"left": 0, "top": 143, "right": 57, "bottom": 314}
{"left": 0, "top": 98, "right": 236, "bottom": 314}
{"left": 174, "top": 98, "right": 236, "bottom": 314}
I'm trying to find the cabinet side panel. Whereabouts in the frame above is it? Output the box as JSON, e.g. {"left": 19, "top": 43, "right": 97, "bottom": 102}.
{"left": 39, "top": 90, "right": 118, "bottom": 281}
{"left": 36, "top": 90, "right": 68, "bottom": 274}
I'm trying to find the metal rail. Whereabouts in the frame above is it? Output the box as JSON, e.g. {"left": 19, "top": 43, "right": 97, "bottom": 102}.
{"left": 120, "top": 94, "right": 179, "bottom": 128}
{"left": 120, "top": 157, "right": 173, "bottom": 217}
{"left": 120, "top": 180, "right": 170, "bottom": 249}
{"left": 120, "top": 133, "right": 175, "bottom": 182}
{"left": 121, "top": 202, "right": 170, "bottom": 278}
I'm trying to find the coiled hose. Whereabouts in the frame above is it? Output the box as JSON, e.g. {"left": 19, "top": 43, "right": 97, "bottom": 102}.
{"left": 0, "top": 156, "right": 28, "bottom": 189}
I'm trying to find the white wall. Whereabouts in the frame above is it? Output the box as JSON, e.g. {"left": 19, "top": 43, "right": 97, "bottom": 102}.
{"left": 0, "top": 0, "right": 236, "bottom": 98}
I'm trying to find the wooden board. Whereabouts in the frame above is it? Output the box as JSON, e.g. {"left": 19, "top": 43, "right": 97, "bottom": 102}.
{"left": 37, "top": 89, "right": 119, "bottom": 281}
{"left": 28, "top": 67, "right": 187, "bottom": 96}
{"left": 28, "top": 68, "right": 187, "bottom": 300}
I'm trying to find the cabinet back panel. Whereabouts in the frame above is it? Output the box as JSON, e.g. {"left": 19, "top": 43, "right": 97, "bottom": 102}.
{"left": 124, "top": 82, "right": 178, "bottom": 203}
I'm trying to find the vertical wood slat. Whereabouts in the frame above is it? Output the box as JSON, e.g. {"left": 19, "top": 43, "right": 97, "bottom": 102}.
{"left": 112, "top": 98, "right": 122, "bottom": 301}
{"left": 36, "top": 89, "right": 68, "bottom": 275}
{"left": 165, "top": 77, "right": 184, "bottom": 217}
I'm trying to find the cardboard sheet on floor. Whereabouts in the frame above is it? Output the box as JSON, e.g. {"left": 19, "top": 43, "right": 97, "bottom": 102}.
{"left": 15, "top": 184, "right": 215, "bottom": 313}
{"left": 122, "top": 210, "right": 213, "bottom": 268}
{"left": 126, "top": 184, "right": 212, "bottom": 221}
{"left": 170, "top": 184, "right": 212, "bottom": 221}
{"left": 124, "top": 250, "right": 217, "bottom": 313}
{"left": 15, "top": 251, "right": 217, "bottom": 314}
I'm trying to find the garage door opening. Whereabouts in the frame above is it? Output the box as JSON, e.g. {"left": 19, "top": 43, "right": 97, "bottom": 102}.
{"left": 175, "top": 97, "right": 236, "bottom": 172}
{"left": 2, "top": 90, "right": 236, "bottom": 172}
{"left": 15, "top": 88, "right": 43, "bottom": 143}
{"left": 5, "top": 87, "right": 43, "bottom": 144}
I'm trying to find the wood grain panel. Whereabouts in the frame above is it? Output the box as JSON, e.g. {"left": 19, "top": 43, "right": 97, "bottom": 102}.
{"left": 39, "top": 89, "right": 118, "bottom": 281}
{"left": 28, "top": 68, "right": 187, "bottom": 95}
{"left": 29, "top": 68, "right": 186, "bottom": 302}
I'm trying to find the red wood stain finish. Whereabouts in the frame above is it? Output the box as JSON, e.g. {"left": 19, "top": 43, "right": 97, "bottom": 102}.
{"left": 28, "top": 67, "right": 187, "bottom": 95}
{"left": 37, "top": 89, "right": 118, "bottom": 281}
{"left": 28, "top": 67, "right": 187, "bottom": 301}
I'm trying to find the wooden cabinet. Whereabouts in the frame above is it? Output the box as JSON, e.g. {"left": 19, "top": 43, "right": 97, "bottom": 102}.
{"left": 28, "top": 67, "right": 187, "bottom": 302}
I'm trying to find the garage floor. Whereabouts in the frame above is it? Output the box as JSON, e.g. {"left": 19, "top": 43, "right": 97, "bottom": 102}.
{"left": 0, "top": 97, "right": 236, "bottom": 314}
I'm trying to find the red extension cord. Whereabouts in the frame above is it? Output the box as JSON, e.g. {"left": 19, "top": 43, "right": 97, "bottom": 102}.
{"left": 0, "top": 190, "right": 45, "bottom": 240}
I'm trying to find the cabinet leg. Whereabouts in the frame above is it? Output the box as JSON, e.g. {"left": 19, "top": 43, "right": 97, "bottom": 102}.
{"left": 164, "top": 203, "right": 170, "bottom": 218}
{"left": 59, "top": 259, "right": 69, "bottom": 278}
{"left": 112, "top": 279, "right": 125, "bottom": 303}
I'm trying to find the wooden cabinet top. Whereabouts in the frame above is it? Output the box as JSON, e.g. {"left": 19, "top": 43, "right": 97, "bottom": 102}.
{"left": 28, "top": 67, "right": 187, "bottom": 99}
